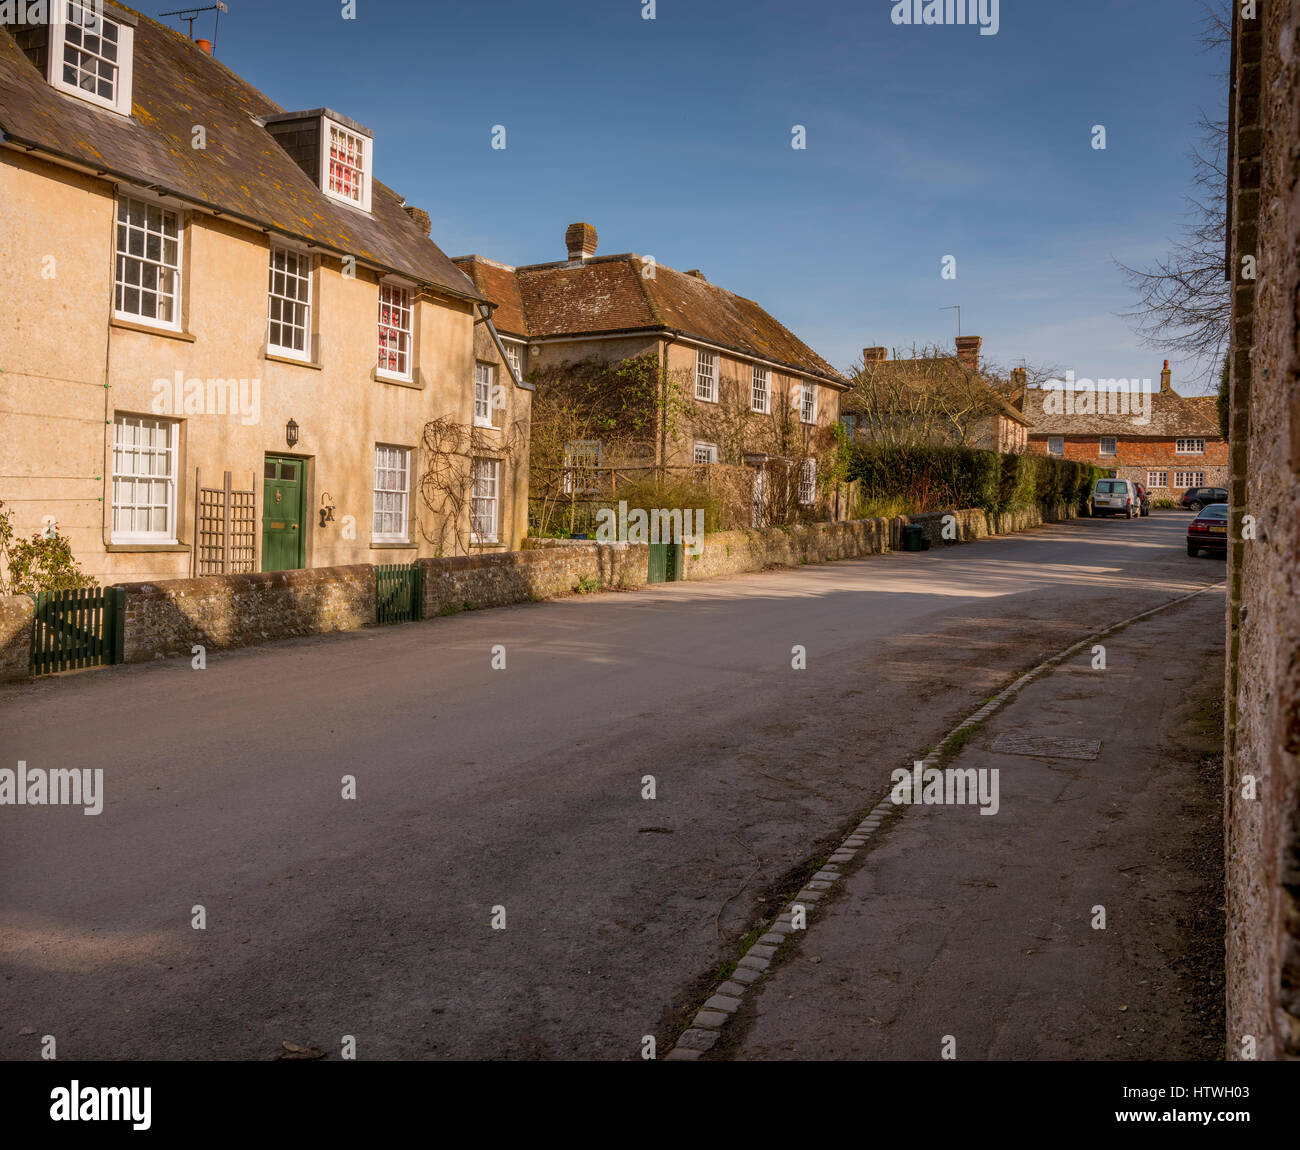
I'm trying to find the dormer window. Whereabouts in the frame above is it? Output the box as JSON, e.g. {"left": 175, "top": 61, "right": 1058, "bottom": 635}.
{"left": 48, "top": 1, "right": 135, "bottom": 116}
{"left": 261, "top": 109, "right": 374, "bottom": 214}
{"left": 325, "top": 119, "right": 369, "bottom": 209}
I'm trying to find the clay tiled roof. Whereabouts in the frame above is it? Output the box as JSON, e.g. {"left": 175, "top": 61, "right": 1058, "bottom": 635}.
{"left": 455, "top": 252, "right": 847, "bottom": 387}
{"left": 1020, "top": 388, "right": 1223, "bottom": 438}
{"left": 454, "top": 257, "right": 527, "bottom": 336}
{"left": 0, "top": 3, "right": 481, "bottom": 302}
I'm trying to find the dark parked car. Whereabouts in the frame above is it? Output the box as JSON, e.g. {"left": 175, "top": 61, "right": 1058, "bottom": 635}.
{"left": 1180, "top": 486, "right": 1228, "bottom": 512}
{"left": 1186, "top": 503, "right": 1229, "bottom": 557}
{"left": 1133, "top": 482, "right": 1151, "bottom": 516}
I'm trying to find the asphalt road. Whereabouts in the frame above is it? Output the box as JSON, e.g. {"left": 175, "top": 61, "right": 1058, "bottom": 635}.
{"left": 0, "top": 512, "right": 1225, "bottom": 1060}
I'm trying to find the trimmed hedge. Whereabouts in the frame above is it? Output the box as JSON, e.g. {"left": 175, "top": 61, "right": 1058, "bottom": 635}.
{"left": 849, "top": 445, "right": 1099, "bottom": 515}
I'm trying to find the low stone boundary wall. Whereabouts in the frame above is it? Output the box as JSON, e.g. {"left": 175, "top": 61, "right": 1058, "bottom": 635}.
{"left": 0, "top": 595, "right": 33, "bottom": 683}
{"left": 422, "top": 543, "right": 645, "bottom": 617}
{"left": 684, "top": 518, "right": 890, "bottom": 580}
{"left": 4, "top": 506, "right": 1079, "bottom": 677}
{"left": 118, "top": 565, "right": 375, "bottom": 663}
{"left": 893, "top": 503, "right": 1078, "bottom": 549}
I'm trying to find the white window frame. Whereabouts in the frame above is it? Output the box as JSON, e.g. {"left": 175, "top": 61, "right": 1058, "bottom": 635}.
{"left": 501, "top": 339, "right": 523, "bottom": 378}
{"left": 693, "top": 441, "right": 718, "bottom": 465}
{"left": 1147, "top": 470, "right": 1169, "bottom": 488}
{"left": 376, "top": 280, "right": 414, "bottom": 381}
{"left": 474, "top": 362, "right": 496, "bottom": 428}
{"left": 47, "top": 1, "right": 135, "bottom": 116}
{"left": 372, "top": 444, "right": 410, "bottom": 543}
{"left": 1174, "top": 471, "right": 1206, "bottom": 489}
{"left": 266, "top": 244, "right": 314, "bottom": 361}
{"left": 1099, "top": 436, "right": 1117, "bottom": 456}
{"left": 800, "top": 381, "right": 818, "bottom": 424}
{"left": 1175, "top": 438, "right": 1206, "bottom": 455}
{"left": 114, "top": 192, "right": 183, "bottom": 330}
{"left": 111, "top": 413, "right": 177, "bottom": 544}
{"left": 799, "top": 458, "right": 816, "bottom": 505}
{"left": 471, "top": 457, "right": 500, "bottom": 544}
{"left": 320, "top": 116, "right": 373, "bottom": 212}
{"left": 562, "top": 440, "right": 602, "bottom": 495}
{"left": 751, "top": 365, "right": 770, "bottom": 413}
{"left": 1047, "top": 436, "right": 1064, "bottom": 456}
{"left": 695, "top": 349, "right": 718, "bottom": 403}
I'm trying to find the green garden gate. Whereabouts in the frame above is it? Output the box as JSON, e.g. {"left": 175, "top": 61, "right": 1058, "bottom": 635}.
{"left": 647, "top": 543, "right": 683, "bottom": 584}
{"left": 29, "top": 586, "right": 125, "bottom": 676}
{"left": 376, "top": 563, "right": 422, "bottom": 624}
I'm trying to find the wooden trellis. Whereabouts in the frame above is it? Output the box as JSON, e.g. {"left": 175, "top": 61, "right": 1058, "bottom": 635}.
{"left": 193, "top": 469, "right": 257, "bottom": 576}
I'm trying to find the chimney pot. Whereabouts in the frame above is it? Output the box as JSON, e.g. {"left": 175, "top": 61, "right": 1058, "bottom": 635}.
{"left": 863, "top": 347, "right": 887, "bottom": 363}
{"left": 195, "top": 38, "right": 213, "bottom": 55}
{"left": 955, "top": 335, "right": 982, "bottom": 371}
{"left": 565, "top": 222, "right": 598, "bottom": 261}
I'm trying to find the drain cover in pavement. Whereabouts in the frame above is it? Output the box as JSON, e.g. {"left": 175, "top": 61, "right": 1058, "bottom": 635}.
{"left": 989, "top": 734, "right": 1102, "bottom": 760}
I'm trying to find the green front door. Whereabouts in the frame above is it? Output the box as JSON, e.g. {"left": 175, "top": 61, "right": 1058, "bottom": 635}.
{"left": 262, "top": 456, "right": 305, "bottom": 571}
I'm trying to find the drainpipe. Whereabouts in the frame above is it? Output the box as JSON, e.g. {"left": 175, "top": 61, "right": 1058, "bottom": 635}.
{"left": 474, "top": 302, "right": 532, "bottom": 391}
{"left": 100, "top": 198, "right": 115, "bottom": 568}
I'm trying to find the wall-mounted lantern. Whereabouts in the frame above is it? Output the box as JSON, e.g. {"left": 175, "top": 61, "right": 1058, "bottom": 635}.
{"left": 285, "top": 419, "right": 299, "bottom": 448}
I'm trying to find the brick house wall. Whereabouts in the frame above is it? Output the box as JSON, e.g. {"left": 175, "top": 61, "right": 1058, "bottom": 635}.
{"left": 1027, "top": 435, "right": 1229, "bottom": 496}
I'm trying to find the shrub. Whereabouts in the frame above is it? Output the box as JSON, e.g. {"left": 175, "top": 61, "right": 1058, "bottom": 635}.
{"left": 854, "top": 494, "right": 912, "bottom": 520}
{"left": 848, "top": 444, "right": 1001, "bottom": 513}
{"left": 605, "top": 477, "right": 724, "bottom": 534}
{"left": 848, "top": 446, "right": 1098, "bottom": 516}
{"left": 0, "top": 501, "right": 97, "bottom": 595}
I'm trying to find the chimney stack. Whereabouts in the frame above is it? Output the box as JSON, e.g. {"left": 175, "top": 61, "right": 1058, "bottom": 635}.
{"left": 1010, "top": 366, "right": 1027, "bottom": 390}
{"left": 955, "top": 335, "right": 982, "bottom": 371}
{"left": 1160, "top": 359, "right": 1173, "bottom": 394}
{"left": 565, "top": 222, "right": 598, "bottom": 261}
{"left": 195, "top": 38, "right": 213, "bottom": 55}
{"left": 862, "top": 347, "right": 887, "bottom": 363}
{"left": 403, "top": 204, "right": 432, "bottom": 237}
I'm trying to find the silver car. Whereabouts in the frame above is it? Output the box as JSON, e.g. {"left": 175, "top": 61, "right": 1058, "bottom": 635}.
{"left": 1092, "top": 478, "right": 1142, "bottom": 518}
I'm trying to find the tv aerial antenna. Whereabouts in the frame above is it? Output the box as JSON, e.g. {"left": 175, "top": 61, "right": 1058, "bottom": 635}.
{"left": 159, "top": 2, "right": 228, "bottom": 52}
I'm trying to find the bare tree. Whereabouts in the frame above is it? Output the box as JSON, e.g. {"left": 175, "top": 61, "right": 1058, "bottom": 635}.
{"left": 418, "top": 416, "right": 528, "bottom": 555}
{"left": 842, "top": 346, "right": 1011, "bottom": 448}
{"left": 525, "top": 355, "right": 664, "bottom": 535}
{"left": 982, "top": 356, "right": 1063, "bottom": 394}
{"left": 1117, "top": 2, "right": 1230, "bottom": 386}
{"left": 689, "top": 371, "right": 837, "bottom": 523}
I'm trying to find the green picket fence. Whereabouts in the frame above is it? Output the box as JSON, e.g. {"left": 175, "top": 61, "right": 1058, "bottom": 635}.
{"left": 29, "top": 586, "right": 125, "bottom": 676}
{"left": 376, "top": 563, "right": 422, "bottom": 625}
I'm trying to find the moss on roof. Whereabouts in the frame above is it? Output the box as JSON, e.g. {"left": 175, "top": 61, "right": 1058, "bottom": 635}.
{"left": 0, "top": 2, "right": 481, "bottom": 301}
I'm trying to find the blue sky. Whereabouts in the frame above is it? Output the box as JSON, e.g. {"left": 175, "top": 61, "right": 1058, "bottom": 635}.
{"left": 172, "top": 0, "right": 1227, "bottom": 393}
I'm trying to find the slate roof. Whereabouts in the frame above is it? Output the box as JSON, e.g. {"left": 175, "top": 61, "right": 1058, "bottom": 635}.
{"left": 454, "top": 252, "right": 848, "bottom": 388}
{"left": 1019, "top": 387, "right": 1223, "bottom": 438}
{"left": 0, "top": 2, "right": 481, "bottom": 302}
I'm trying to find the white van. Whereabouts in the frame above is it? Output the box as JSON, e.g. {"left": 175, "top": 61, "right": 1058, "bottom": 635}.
{"left": 1091, "top": 478, "right": 1141, "bottom": 518}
